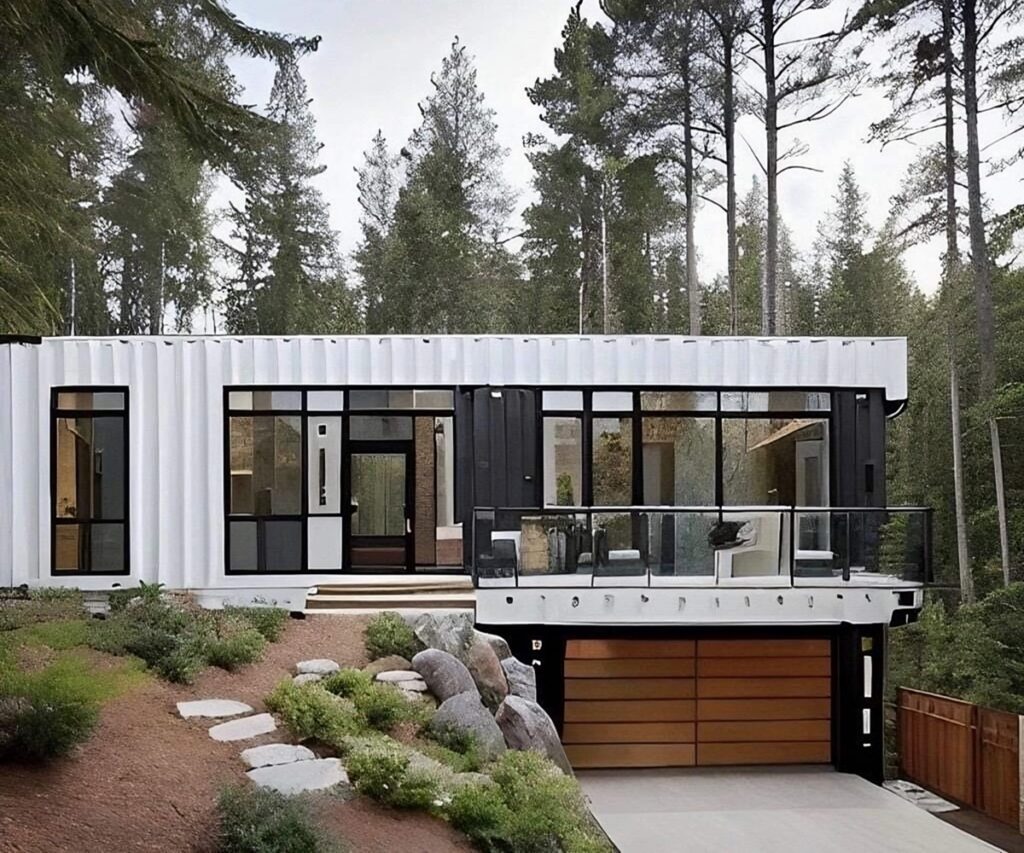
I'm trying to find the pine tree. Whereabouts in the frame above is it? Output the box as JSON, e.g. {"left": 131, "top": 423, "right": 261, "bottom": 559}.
{"left": 354, "top": 131, "right": 401, "bottom": 333}
{"left": 377, "top": 38, "right": 516, "bottom": 333}
{"left": 225, "top": 56, "right": 357, "bottom": 335}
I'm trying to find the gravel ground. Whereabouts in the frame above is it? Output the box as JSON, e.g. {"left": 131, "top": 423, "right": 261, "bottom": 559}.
{"left": 0, "top": 613, "right": 472, "bottom": 853}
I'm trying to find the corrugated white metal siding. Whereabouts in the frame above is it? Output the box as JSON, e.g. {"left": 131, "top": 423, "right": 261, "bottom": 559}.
{"left": 0, "top": 335, "right": 907, "bottom": 590}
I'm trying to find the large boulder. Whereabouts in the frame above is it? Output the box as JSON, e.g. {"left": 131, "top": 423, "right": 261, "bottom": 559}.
{"left": 473, "top": 629, "right": 512, "bottom": 661}
{"left": 411, "top": 649, "right": 477, "bottom": 702}
{"left": 410, "top": 612, "right": 475, "bottom": 658}
{"left": 495, "top": 695, "right": 572, "bottom": 775}
{"left": 464, "top": 635, "right": 508, "bottom": 711}
{"left": 500, "top": 657, "right": 537, "bottom": 702}
{"left": 430, "top": 692, "right": 506, "bottom": 762}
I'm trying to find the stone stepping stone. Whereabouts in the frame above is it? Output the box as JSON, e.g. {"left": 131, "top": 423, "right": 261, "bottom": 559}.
{"left": 296, "top": 659, "right": 340, "bottom": 675}
{"left": 246, "top": 758, "right": 349, "bottom": 795}
{"left": 209, "top": 713, "right": 276, "bottom": 742}
{"left": 241, "top": 743, "right": 316, "bottom": 769}
{"left": 177, "top": 699, "right": 254, "bottom": 719}
{"left": 293, "top": 673, "right": 323, "bottom": 686}
{"left": 376, "top": 669, "right": 422, "bottom": 683}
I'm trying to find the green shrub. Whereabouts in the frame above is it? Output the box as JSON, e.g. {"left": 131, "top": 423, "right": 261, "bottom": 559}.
{"left": 265, "top": 680, "right": 365, "bottom": 747}
{"left": 0, "top": 656, "right": 118, "bottom": 760}
{"left": 446, "top": 782, "right": 511, "bottom": 846}
{"left": 321, "top": 668, "right": 429, "bottom": 732}
{"left": 88, "top": 595, "right": 280, "bottom": 683}
{"left": 490, "top": 751, "right": 607, "bottom": 853}
{"left": 364, "top": 612, "right": 422, "bottom": 660}
{"left": 353, "top": 683, "right": 428, "bottom": 731}
{"left": 444, "top": 751, "right": 611, "bottom": 853}
{"left": 321, "top": 668, "right": 374, "bottom": 698}
{"left": 217, "top": 784, "right": 337, "bottom": 853}
{"left": 206, "top": 617, "right": 266, "bottom": 671}
{"left": 420, "top": 727, "right": 482, "bottom": 772}
{"left": 389, "top": 767, "right": 443, "bottom": 811}
{"left": 345, "top": 737, "right": 410, "bottom": 801}
{"left": 225, "top": 606, "right": 289, "bottom": 642}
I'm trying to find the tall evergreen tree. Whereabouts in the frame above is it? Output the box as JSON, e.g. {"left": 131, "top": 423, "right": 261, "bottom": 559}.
{"left": 225, "top": 56, "right": 357, "bottom": 335}
{"left": 374, "top": 38, "right": 516, "bottom": 333}
{"left": 353, "top": 130, "right": 400, "bottom": 333}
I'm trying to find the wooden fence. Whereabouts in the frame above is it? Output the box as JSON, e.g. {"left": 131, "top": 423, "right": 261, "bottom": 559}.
{"left": 898, "top": 688, "right": 1020, "bottom": 829}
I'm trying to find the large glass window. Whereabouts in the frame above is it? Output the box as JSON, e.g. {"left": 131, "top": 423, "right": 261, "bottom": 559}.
{"left": 228, "top": 416, "right": 302, "bottom": 515}
{"left": 592, "top": 417, "right": 633, "bottom": 505}
{"left": 225, "top": 387, "right": 457, "bottom": 573}
{"left": 52, "top": 389, "right": 128, "bottom": 574}
{"left": 543, "top": 418, "right": 583, "bottom": 506}
{"left": 721, "top": 417, "right": 829, "bottom": 506}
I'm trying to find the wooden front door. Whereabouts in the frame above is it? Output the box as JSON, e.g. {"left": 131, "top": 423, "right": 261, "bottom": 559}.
{"left": 563, "top": 637, "right": 832, "bottom": 769}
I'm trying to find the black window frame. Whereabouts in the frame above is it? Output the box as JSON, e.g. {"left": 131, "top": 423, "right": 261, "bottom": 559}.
{"left": 223, "top": 385, "right": 458, "bottom": 575}
{"left": 50, "top": 386, "right": 130, "bottom": 576}
{"left": 540, "top": 388, "right": 835, "bottom": 508}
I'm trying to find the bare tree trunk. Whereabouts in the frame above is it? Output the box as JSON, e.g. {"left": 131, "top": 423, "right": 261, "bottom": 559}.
{"left": 950, "top": 360, "right": 975, "bottom": 603}
{"left": 943, "top": 0, "right": 972, "bottom": 601}
{"left": 963, "top": 0, "right": 1010, "bottom": 584}
{"left": 724, "top": 33, "right": 739, "bottom": 334}
{"left": 761, "top": 0, "right": 778, "bottom": 335}
{"left": 600, "top": 177, "right": 609, "bottom": 334}
{"left": 683, "top": 38, "right": 700, "bottom": 335}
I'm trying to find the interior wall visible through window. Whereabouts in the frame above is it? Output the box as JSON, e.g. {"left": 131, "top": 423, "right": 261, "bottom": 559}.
{"left": 52, "top": 389, "right": 129, "bottom": 574}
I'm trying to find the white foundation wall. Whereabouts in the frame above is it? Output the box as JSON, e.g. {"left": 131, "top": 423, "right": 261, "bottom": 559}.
{"left": 0, "top": 334, "right": 908, "bottom": 592}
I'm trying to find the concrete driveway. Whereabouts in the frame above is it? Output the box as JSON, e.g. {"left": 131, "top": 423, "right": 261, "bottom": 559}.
{"left": 578, "top": 766, "right": 999, "bottom": 853}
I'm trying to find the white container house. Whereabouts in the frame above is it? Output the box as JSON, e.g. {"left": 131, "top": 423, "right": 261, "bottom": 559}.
{"left": 0, "top": 334, "right": 928, "bottom": 781}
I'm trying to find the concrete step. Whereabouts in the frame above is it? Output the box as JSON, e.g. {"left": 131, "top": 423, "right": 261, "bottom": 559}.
{"left": 305, "top": 592, "right": 475, "bottom": 611}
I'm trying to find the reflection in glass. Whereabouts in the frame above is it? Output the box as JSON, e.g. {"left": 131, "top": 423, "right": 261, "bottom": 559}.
{"left": 720, "top": 391, "right": 830, "bottom": 412}
{"left": 53, "top": 523, "right": 124, "bottom": 573}
{"left": 229, "top": 416, "right": 302, "bottom": 515}
{"left": 722, "top": 417, "right": 829, "bottom": 508}
{"left": 640, "top": 391, "right": 716, "bottom": 411}
{"left": 55, "top": 416, "right": 125, "bottom": 520}
{"left": 349, "top": 415, "right": 413, "bottom": 440}
{"left": 56, "top": 391, "right": 125, "bottom": 410}
{"left": 592, "top": 418, "right": 632, "bottom": 505}
{"left": 542, "top": 391, "right": 584, "bottom": 411}
{"left": 351, "top": 453, "right": 406, "bottom": 536}
{"left": 543, "top": 418, "right": 582, "bottom": 506}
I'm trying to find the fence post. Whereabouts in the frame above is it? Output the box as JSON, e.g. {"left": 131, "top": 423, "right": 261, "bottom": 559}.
{"left": 1019, "top": 715, "right": 1024, "bottom": 835}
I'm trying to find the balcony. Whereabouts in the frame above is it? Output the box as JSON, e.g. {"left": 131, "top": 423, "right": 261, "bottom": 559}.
{"left": 471, "top": 505, "right": 932, "bottom": 590}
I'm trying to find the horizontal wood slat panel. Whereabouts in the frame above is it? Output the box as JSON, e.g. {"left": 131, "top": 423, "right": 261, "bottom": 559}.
{"left": 698, "top": 720, "right": 832, "bottom": 743}
{"left": 566, "top": 658, "right": 696, "bottom": 678}
{"left": 565, "top": 678, "right": 696, "bottom": 700}
{"left": 698, "top": 677, "right": 830, "bottom": 699}
{"left": 564, "top": 700, "right": 696, "bottom": 723}
{"left": 697, "top": 698, "right": 831, "bottom": 721}
{"left": 698, "top": 639, "right": 830, "bottom": 658}
{"left": 697, "top": 656, "right": 831, "bottom": 678}
{"left": 563, "top": 722, "right": 696, "bottom": 744}
{"left": 698, "top": 741, "right": 831, "bottom": 765}
{"left": 566, "top": 639, "right": 695, "bottom": 659}
{"left": 566, "top": 743, "right": 696, "bottom": 769}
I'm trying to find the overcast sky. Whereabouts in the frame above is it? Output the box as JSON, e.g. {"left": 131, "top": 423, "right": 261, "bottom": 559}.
{"left": 226, "top": 0, "right": 1023, "bottom": 300}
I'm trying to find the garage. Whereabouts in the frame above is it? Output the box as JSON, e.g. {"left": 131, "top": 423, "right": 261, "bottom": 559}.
{"left": 563, "top": 637, "right": 832, "bottom": 769}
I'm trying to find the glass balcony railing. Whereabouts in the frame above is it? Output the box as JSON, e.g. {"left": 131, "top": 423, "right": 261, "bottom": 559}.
{"left": 470, "top": 505, "right": 932, "bottom": 588}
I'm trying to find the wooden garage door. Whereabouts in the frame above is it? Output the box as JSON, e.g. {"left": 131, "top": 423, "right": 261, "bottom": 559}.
{"left": 563, "top": 637, "right": 831, "bottom": 769}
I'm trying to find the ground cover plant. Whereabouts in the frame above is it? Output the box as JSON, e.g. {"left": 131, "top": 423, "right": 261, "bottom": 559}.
{"left": 0, "top": 596, "right": 147, "bottom": 761}
{"left": 217, "top": 783, "right": 339, "bottom": 853}
{"left": 89, "top": 584, "right": 286, "bottom": 683}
